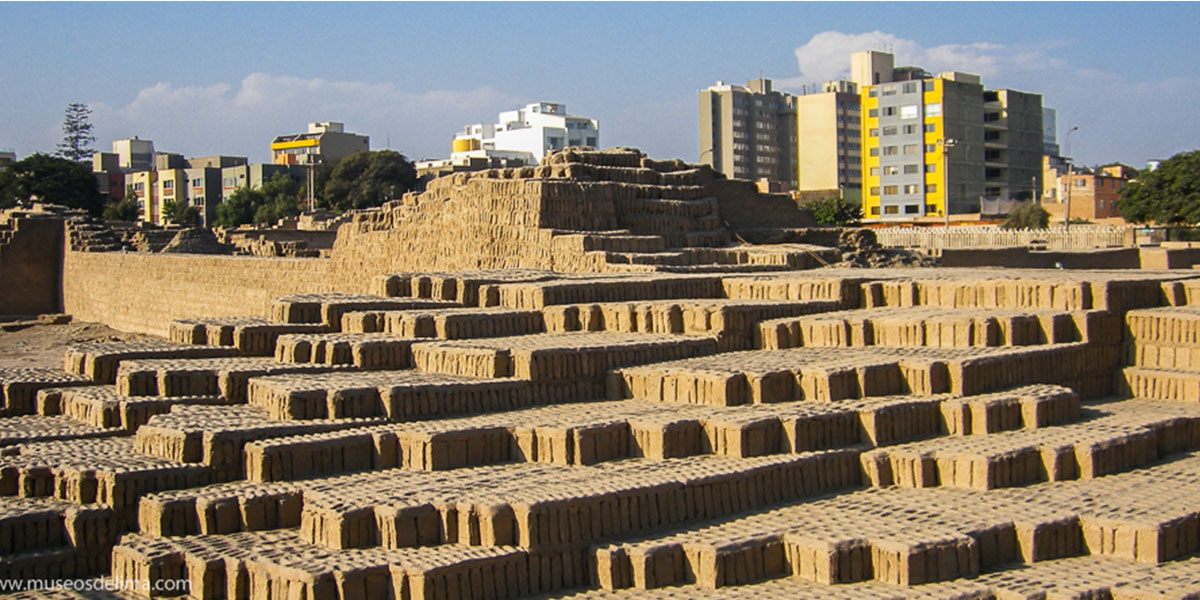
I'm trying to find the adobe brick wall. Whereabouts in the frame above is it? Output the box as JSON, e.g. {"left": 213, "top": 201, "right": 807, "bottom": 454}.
{"left": 0, "top": 216, "right": 63, "bottom": 315}
{"left": 61, "top": 252, "right": 363, "bottom": 337}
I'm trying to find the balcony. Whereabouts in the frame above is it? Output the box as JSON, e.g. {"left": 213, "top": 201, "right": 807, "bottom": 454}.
{"left": 984, "top": 150, "right": 1006, "bottom": 168}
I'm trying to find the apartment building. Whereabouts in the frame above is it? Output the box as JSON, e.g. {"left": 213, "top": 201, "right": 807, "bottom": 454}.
{"left": 110, "top": 137, "right": 155, "bottom": 171}
{"left": 124, "top": 170, "right": 158, "bottom": 223}
{"left": 1042, "top": 157, "right": 1129, "bottom": 221}
{"left": 183, "top": 167, "right": 224, "bottom": 225}
{"left": 0, "top": 149, "right": 15, "bottom": 169}
{"left": 698, "top": 79, "right": 798, "bottom": 191}
{"left": 220, "top": 164, "right": 304, "bottom": 198}
{"left": 453, "top": 102, "right": 598, "bottom": 164}
{"left": 796, "top": 81, "right": 862, "bottom": 200}
{"left": 855, "top": 50, "right": 1043, "bottom": 222}
{"left": 107, "top": 150, "right": 247, "bottom": 225}
{"left": 271, "top": 122, "right": 369, "bottom": 166}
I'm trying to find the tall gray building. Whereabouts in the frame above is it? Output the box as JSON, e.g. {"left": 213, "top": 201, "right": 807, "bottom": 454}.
{"left": 698, "top": 79, "right": 798, "bottom": 191}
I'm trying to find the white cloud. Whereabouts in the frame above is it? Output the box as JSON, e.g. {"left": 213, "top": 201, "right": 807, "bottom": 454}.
{"left": 788, "top": 30, "right": 1065, "bottom": 88}
{"left": 89, "top": 73, "right": 525, "bottom": 162}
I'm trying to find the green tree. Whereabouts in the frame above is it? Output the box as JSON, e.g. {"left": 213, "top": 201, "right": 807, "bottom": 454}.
{"left": 102, "top": 193, "right": 140, "bottom": 221}
{"left": 163, "top": 199, "right": 201, "bottom": 226}
{"left": 0, "top": 153, "right": 104, "bottom": 215}
{"left": 55, "top": 103, "right": 96, "bottom": 162}
{"left": 214, "top": 186, "right": 263, "bottom": 227}
{"left": 1116, "top": 150, "right": 1200, "bottom": 224}
{"left": 802, "top": 196, "right": 862, "bottom": 227}
{"left": 213, "top": 172, "right": 304, "bottom": 227}
{"left": 260, "top": 172, "right": 302, "bottom": 222}
{"left": 323, "top": 150, "right": 417, "bottom": 212}
{"left": 1001, "top": 203, "right": 1050, "bottom": 229}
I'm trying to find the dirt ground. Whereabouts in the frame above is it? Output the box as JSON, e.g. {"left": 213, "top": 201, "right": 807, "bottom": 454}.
{"left": 0, "top": 321, "right": 160, "bottom": 370}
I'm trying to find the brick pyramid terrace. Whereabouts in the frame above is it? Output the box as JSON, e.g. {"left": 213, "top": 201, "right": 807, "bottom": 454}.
{"left": 1, "top": 149, "right": 1200, "bottom": 598}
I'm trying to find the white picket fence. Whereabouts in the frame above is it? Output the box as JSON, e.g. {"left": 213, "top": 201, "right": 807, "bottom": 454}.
{"left": 874, "top": 226, "right": 1136, "bottom": 251}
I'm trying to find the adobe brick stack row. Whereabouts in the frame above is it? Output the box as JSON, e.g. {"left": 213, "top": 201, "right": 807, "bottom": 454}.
{"left": 3, "top": 268, "right": 1200, "bottom": 597}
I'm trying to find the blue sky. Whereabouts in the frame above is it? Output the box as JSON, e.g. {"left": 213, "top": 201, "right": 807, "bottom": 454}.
{"left": 2, "top": 2, "right": 1197, "bottom": 167}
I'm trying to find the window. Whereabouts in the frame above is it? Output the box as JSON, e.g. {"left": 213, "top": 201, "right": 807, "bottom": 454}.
{"left": 883, "top": 185, "right": 898, "bottom": 195}
{"left": 1077, "top": 178, "right": 1087, "bottom": 187}
{"left": 927, "top": 184, "right": 937, "bottom": 193}
{"left": 905, "top": 204, "right": 920, "bottom": 214}
{"left": 923, "top": 81, "right": 935, "bottom": 92}
{"left": 868, "top": 109, "right": 878, "bottom": 118}
{"left": 586, "top": 137, "right": 597, "bottom": 147}
{"left": 870, "top": 206, "right": 881, "bottom": 215}
{"left": 884, "top": 166, "right": 900, "bottom": 175}
{"left": 903, "top": 125, "right": 918, "bottom": 134}
{"left": 926, "top": 144, "right": 939, "bottom": 153}
{"left": 881, "top": 85, "right": 896, "bottom": 96}
{"left": 881, "top": 106, "right": 897, "bottom": 116}
{"left": 870, "top": 187, "right": 880, "bottom": 195}
{"left": 925, "top": 103, "right": 942, "bottom": 116}
{"left": 903, "top": 144, "right": 920, "bottom": 155}
{"left": 926, "top": 204, "right": 938, "bottom": 213}
{"left": 870, "top": 167, "right": 880, "bottom": 176}
{"left": 903, "top": 184, "right": 920, "bottom": 194}
{"left": 883, "top": 146, "right": 898, "bottom": 155}
{"left": 884, "top": 205, "right": 899, "bottom": 214}
{"left": 191, "top": 178, "right": 202, "bottom": 187}
{"left": 925, "top": 164, "right": 937, "bottom": 173}
{"left": 868, "top": 128, "right": 879, "bottom": 137}
{"left": 194, "top": 197, "right": 205, "bottom": 206}
{"left": 904, "top": 164, "right": 919, "bottom": 174}
{"left": 868, "top": 88, "right": 878, "bottom": 98}
{"left": 903, "top": 82, "right": 918, "bottom": 94}
{"left": 869, "top": 148, "right": 879, "bottom": 157}
{"left": 163, "top": 180, "right": 174, "bottom": 189}
{"left": 901, "top": 105, "right": 918, "bottom": 119}
{"left": 882, "top": 126, "right": 897, "bottom": 136}
{"left": 924, "top": 124, "right": 936, "bottom": 133}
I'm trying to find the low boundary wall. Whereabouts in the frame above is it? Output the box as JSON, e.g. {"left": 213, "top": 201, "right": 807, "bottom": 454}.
{"left": 61, "top": 251, "right": 362, "bottom": 337}
{"left": 877, "top": 226, "right": 1135, "bottom": 251}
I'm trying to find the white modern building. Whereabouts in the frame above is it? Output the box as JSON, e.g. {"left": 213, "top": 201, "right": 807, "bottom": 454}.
{"left": 452, "top": 102, "right": 599, "bottom": 164}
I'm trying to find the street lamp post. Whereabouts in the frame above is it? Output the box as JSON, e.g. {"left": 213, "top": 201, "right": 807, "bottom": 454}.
{"left": 940, "top": 138, "right": 957, "bottom": 227}
{"left": 1065, "top": 126, "right": 1079, "bottom": 231}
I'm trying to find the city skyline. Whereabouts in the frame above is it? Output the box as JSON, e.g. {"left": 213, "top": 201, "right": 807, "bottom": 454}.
{"left": 1, "top": 2, "right": 1197, "bottom": 168}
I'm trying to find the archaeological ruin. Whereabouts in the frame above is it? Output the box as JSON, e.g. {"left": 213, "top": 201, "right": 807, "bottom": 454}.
{"left": 1, "top": 148, "right": 1199, "bottom": 598}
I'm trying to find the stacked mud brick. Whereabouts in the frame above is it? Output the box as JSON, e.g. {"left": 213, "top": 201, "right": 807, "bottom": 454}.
{"left": 3, "top": 266, "right": 1200, "bottom": 598}
{"left": 324, "top": 148, "right": 836, "bottom": 278}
